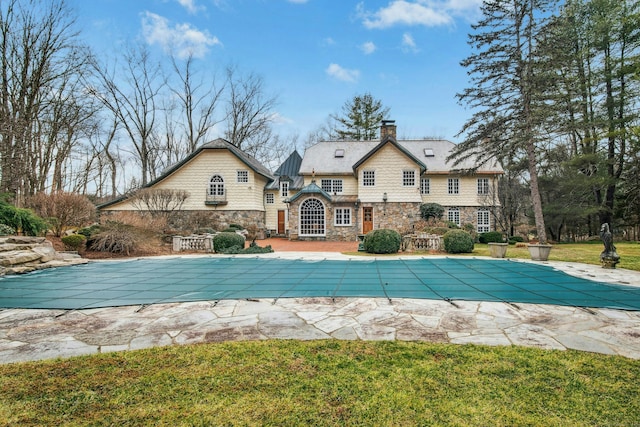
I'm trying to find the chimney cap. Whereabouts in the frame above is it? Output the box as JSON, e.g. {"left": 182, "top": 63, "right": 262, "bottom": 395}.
{"left": 382, "top": 119, "right": 395, "bottom": 125}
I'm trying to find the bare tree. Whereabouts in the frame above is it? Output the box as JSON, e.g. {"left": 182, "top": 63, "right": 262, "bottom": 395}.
{"left": 89, "top": 43, "right": 165, "bottom": 187}
{"left": 0, "top": 0, "right": 90, "bottom": 205}
{"left": 130, "top": 188, "right": 190, "bottom": 218}
{"left": 223, "top": 66, "right": 278, "bottom": 151}
{"left": 169, "top": 53, "right": 224, "bottom": 153}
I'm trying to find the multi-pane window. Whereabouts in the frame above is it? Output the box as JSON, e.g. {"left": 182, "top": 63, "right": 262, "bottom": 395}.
{"left": 209, "top": 175, "right": 224, "bottom": 196}
{"left": 420, "top": 178, "right": 430, "bottom": 195}
{"left": 363, "top": 170, "right": 375, "bottom": 186}
{"left": 266, "top": 193, "right": 274, "bottom": 204}
{"left": 402, "top": 170, "right": 416, "bottom": 187}
{"left": 477, "top": 210, "right": 490, "bottom": 233}
{"left": 448, "top": 208, "right": 460, "bottom": 227}
{"left": 334, "top": 208, "right": 352, "bottom": 226}
{"left": 477, "top": 178, "right": 490, "bottom": 195}
{"left": 448, "top": 178, "right": 459, "bottom": 194}
{"left": 237, "top": 170, "right": 248, "bottom": 183}
{"left": 299, "top": 198, "right": 325, "bottom": 236}
{"left": 321, "top": 179, "right": 343, "bottom": 194}
{"left": 281, "top": 181, "right": 289, "bottom": 197}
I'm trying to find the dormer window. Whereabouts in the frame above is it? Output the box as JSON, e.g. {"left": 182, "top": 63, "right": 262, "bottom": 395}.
{"left": 424, "top": 148, "right": 434, "bottom": 157}
{"left": 335, "top": 149, "right": 345, "bottom": 158}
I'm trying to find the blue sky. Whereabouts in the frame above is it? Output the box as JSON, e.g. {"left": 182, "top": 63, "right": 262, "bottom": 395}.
{"left": 73, "top": 0, "right": 483, "bottom": 143}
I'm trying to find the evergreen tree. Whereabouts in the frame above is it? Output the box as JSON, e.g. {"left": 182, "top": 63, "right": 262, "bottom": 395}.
{"left": 331, "top": 93, "right": 390, "bottom": 141}
{"left": 451, "top": 0, "right": 559, "bottom": 244}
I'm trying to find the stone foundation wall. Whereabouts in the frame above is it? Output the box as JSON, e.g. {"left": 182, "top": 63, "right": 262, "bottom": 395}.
{"left": 100, "top": 210, "right": 266, "bottom": 233}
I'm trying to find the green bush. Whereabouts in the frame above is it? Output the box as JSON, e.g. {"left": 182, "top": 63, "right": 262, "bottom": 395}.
{"left": 0, "top": 223, "right": 15, "bottom": 236}
{"left": 363, "top": 229, "right": 402, "bottom": 254}
{"left": 77, "top": 224, "right": 101, "bottom": 239}
{"left": 479, "top": 231, "right": 504, "bottom": 244}
{"left": 61, "top": 234, "right": 86, "bottom": 251}
{"left": 218, "top": 244, "right": 274, "bottom": 255}
{"left": 0, "top": 200, "right": 47, "bottom": 236}
{"left": 443, "top": 229, "right": 474, "bottom": 254}
{"left": 419, "top": 203, "right": 444, "bottom": 220}
{"left": 213, "top": 232, "right": 245, "bottom": 252}
{"left": 508, "top": 236, "right": 525, "bottom": 244}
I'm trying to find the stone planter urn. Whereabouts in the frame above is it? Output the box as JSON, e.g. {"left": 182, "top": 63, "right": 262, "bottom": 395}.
{"left": 527, "top": 244, "right": 552, "bottom": 261}
{"left": 488, "top": 242, "right": 508, "bottom": 258}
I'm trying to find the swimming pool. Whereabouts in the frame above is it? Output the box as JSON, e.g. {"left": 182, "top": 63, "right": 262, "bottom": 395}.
{"left": 1, "top": 257, "right": 639, "bottom": 311}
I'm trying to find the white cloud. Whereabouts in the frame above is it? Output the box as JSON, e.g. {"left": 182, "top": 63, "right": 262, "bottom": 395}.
{"left": 176, "top": 0, "right": 202, "bottom": 14}
{"left": 361, "top": 41, "right": 377, "bottom": 55}
{"left": 141, "top": 12, "right": 222, "bottom": 59}
{"left": 359, "top": 0, "right": 461, "bottom": 29}
{"left": 326, "top": 63, "right": 360, "bottom": 83}
{"left": 401, "top": 32, "right": 418, "bottom": 52}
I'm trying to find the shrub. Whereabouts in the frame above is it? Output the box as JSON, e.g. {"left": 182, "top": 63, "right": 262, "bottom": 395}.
{"left": 61, "top": 234, "right": 86, "bottom": 251}
{"left": 508, "top": 236, "right": 525, "bottom": 245}
{"left": 89, "top": 223, "right": 138, "bottom": 255}
{"left": 0, "top": 223, "right": 15, "bottom": 236}
{"left": 213, "top": 232, "right": 245, "bottom": 253}
{"left": 77, "top": 224, "right": 101, "bottom": 239}
{"left": 363, "top": 229, "right": 402, "bottom": 254}
{"left": 443, "top": 229, "right": 474, "bottom": 254}
{"left": 0, "top": 200, "right": 48, "bottom": 236}
{"left": 479, "top": 231, "right": 504, "bottom": 244}
{"left": 28, "top": 192, "right": 96, "bottom": 237}
{"left": 419, "top": 203, "right": 444, "bottom": 221}
{"left": 217, "top": 244, "right": 274, "bottom": 255}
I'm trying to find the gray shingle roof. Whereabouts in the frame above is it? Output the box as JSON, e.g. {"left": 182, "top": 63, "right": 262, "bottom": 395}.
{"left": 299, "top": 138, "right": 503, "bottom": 175}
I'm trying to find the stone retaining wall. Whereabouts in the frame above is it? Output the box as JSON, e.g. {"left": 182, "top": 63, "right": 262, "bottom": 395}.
{"left": 0, "top": 236, "right": 88, "bottom": 275}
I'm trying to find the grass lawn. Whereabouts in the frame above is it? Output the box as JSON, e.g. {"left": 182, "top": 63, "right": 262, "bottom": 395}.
{"left": 1, "top": 340, "right": 639, "bottom": 426}
{"left": 348, "top": 241, "right": 640, "bottom": 271}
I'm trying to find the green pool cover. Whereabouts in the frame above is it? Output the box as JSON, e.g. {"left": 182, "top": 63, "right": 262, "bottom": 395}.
{"left": 0, "top": 257, "right": 638, "bottom": 311}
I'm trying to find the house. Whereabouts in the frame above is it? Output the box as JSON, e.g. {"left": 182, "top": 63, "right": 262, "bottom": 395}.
{"left": 99, "top": 122, "right": 503, "bottom": 240}
{"left": 99, "top": 138, "right": 274, "bottom": 230}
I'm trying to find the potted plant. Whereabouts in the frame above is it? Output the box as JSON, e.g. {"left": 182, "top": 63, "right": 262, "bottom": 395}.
{"left": 527, "top": 242, "right": 552, "bottom": 261}
{"left": 488, "top": 242, "right": 508, "bottom": 258}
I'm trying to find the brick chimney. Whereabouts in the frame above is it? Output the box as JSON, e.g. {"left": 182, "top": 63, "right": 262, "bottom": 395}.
{"left": 380, "top": 120, "right": 396, "bottom": 139}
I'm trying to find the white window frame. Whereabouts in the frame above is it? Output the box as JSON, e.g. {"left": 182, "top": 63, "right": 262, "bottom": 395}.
{"left": 321, "top": 179, "right": 343, "bottom": 194}
{"left": 265, "top": 193, "right": 275, "bottom": 204}
{"left": 477, "top": 178, "right": 490, "bottom": 195}
{"left": 363, "top": 170, "right": 375, "bottom": 187}
{"left": 281, "top": 181, "right": 289, "bottom": 197}
{"left": 334, "top": 208, "right": 352, "bottom": 226}
{"left": 448, "top": 178, "right": 459, "bottom": 195}
{"left": 208, "top": 174, "right": 225, "bottom": 196}
{"left": 237, "top": 170, "right": 249, "bottom": 183}
{"left": 448, "top": 208, "right": 460, "bottom": 227}
{"left": 402, "top": 170, "right": 416, "bottom": 187}
{"left": 420, "top": 178, "right": 430, "bottom": 195}
{"left": 299, "top": 198, "right": 325, "bottom": 236}
{"left": 477, "top": 210, "right": 490, "bottom": 233}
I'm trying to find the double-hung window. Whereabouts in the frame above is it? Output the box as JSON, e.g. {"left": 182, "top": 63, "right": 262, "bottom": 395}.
{"left": 420, "top": 178, "right": 430, "bottom": 195}
{"left": 477, "top": 178, "right": 490, "bottom": 195}
{"left": 281, "top": 181, "right": 289, "bottom": 197}
{"left": 477, "top": 210, "right": 490, "bottom": 233}
{"left": 237, "top": 170, "right": 248, "bottom": 183}
{"left": 363, "top": 170, "right": 375, "bottom": 186}
{"left": 448, "top": 208, "right": 460, "bottom": 227}
{"left": 448, "top": 178, "right": 459, "bottom": 195}
{"left": 321, "top": 179, "right": 343, "bottom": 194}
{"left": 403, "top": 170, "right": 416, "bottom": 187}
{"left": 334, "top": 208, "right": 352, "bottom": 226}
{"left": 266, "top": 193, "right": 275, "bottom": 204}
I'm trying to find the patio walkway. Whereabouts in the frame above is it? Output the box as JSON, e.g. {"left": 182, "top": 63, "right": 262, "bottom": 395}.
{"left": 1, "top": 252, "right": 639, "bottom": 364}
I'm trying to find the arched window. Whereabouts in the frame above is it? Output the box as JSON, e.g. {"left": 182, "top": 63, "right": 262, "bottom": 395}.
{"left": 299, "top": 198, "right": 325, "bottom": 236}
{"left": 209, "top": 175, "right": 224, "bottom": 196}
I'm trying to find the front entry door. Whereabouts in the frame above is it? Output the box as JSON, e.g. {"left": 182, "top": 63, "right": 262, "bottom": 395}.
{"left": 363, "top": 207, "right": 373, "bottom": 234}
{"left": 277, "top": 210, "right": 286, "bottom": 235}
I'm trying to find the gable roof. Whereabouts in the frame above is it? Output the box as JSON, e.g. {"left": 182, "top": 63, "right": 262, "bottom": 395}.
{"left": 351, "top": 136, "right": 427, "bottom": 174}
{"left": 98, "top": 138, "right": 273, "bottom": 209}
{"left": 267, "top": 150, "right": 304, "bottom": 190}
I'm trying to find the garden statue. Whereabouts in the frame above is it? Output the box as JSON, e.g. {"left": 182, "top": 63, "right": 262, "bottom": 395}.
{"left": 600, "top": 223, "right": 620, "bottom": 269}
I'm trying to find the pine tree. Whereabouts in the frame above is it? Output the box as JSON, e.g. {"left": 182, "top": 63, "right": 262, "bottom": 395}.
{"left": 331, "top": 93, "right": 390, "bottom": 141}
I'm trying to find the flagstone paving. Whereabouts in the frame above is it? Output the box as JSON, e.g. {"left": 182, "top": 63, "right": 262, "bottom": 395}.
{"left": 1, "top": 254, "right": 639, "bottom": 364}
